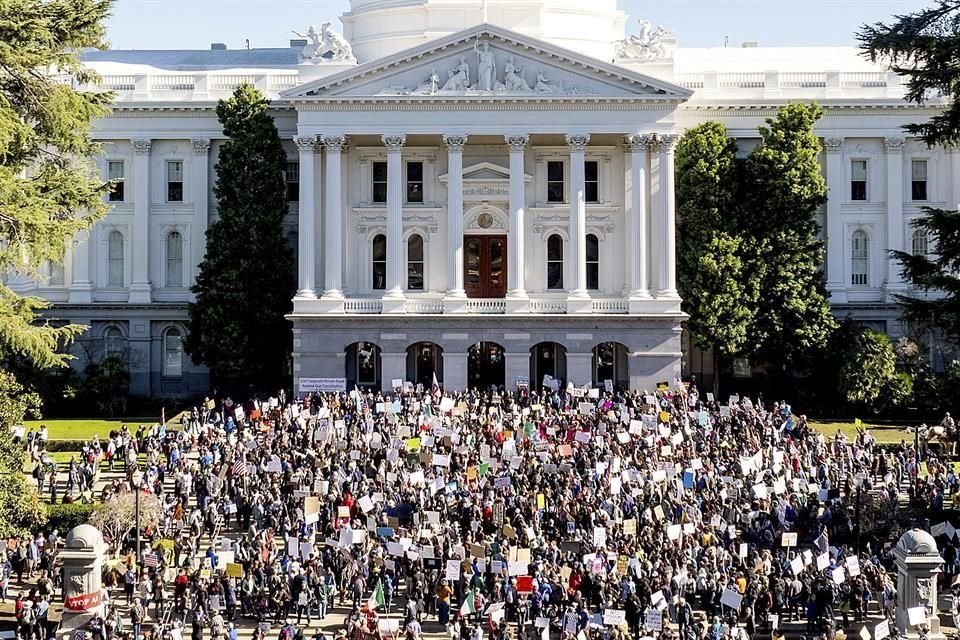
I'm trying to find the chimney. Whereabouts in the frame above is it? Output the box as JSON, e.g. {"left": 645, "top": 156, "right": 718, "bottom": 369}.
{"left": 210, "top": 43, "right": 227, "bottom": 50}
{"left": 290, "top": 39, "right": 307, "bottom": 48}
{"left": 741, "top": 41, "right": 759, "bottom": 48}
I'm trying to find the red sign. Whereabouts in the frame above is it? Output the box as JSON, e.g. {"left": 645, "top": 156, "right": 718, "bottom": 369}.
{"left": 65, "top": 590, "right": 102, "bottom": 612}
{"left": 516, "top": 576, "right": 533, "bottom": 594}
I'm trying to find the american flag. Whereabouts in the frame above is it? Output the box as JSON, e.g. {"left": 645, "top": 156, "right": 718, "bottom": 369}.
{"left": 233, "top": 457, "right": 247, "bottom": 477}
{"left": 143, "top": 553, "right": 158, "bottom": 568}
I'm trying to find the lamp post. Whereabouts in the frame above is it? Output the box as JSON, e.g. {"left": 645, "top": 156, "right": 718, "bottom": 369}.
{"left": 132, "top": 469, "right": 143, "bottom": 565}
{"left": 854, "top": 472, "right": 866, "bottom": 552}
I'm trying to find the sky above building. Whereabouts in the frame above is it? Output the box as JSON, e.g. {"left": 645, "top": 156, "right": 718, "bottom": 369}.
{"left": 106, "top": 0, "right": 921, "bottom": 51}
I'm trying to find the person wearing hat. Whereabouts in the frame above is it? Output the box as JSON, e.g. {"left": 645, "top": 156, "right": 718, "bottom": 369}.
{"left": 436, "top": 579, "right": 453, "bottom": 626}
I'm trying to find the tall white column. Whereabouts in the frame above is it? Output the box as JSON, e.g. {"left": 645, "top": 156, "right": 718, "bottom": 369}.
{"left": 294, "top": 136, "right": 318, "bottom": 298}
{"left": 382, "top": 134, "right": 406, "bottom": 299}
{"left": 322, "top": 135, "right": 346, "bottom": 299}
{"left": 566, "top": 133, "right": 590, "bottom": 298}
{"left": 190, "top": 138, "right": 210, "bottom": 287}
{"left": 824, "top": 137, "right": 846, "bottom": 300}
{"left": 443, "top": 134, "right": 467, "bottom": 297}
{"left": 129, "top": 138, "right": 152, "bottom": 303}
{"left": 624, "top": 134, "right": 650, "bottom": 298}
{"left": 656, "top": 134, "right": 678, "bottom": 297}
{"left": 884, "top": 136, "right": 906, "bottom": 296}
{"left": 68, "top": 229, "right": 93, "bottom": 303}
{"left": 952, "top": 148, "right": 960, "bottom": 208}
{"left": 506, "top": 134, "right": 529, "bottom": 298}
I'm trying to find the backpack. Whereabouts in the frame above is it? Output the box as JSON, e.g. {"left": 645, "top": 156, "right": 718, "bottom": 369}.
{"left": 22, "top": 606, "right": 37, "bottom": 625}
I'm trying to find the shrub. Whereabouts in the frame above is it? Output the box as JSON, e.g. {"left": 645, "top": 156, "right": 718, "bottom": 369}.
{"left": 46, "top": 502, "right": 96, "bottom": 532}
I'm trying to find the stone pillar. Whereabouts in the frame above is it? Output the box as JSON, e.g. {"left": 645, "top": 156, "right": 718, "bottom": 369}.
{"left": 383, "top": 134, "right": 406, "bottom": 301}
{"left": 294, "top": 136, "right": 319, "bottom": 298}
{"left": 893, "top": 529, "right": 945, "bottom": 640}
{"left": 442, "top": 350, "right": 468, "bottom": 392}
{"left": 506, "top": 134, "right": 529, "bottom": 300}
{"left": 565, "top": 352, "right": 593, "bottom": 387}
{"left": 58, "top": 524, "right": 108, "bottom": 639}
{"left": 885, "top": 136, "right": 906, "bottom": 298}
{"left": 656, "top": 134, "right": 678, "bottom": 297}
{"left": 129, "top": 139, "right": 152, "bottom": 303}
{"left": 68, "top": 230, "right": 94, "bottom": 304}
{"left": 952, "top": 148, "right": 960, "bottom": 208}
{"left": 504, "top": 352, "right": 530, "bottom": 392}
{"left": 625, "top": 135, "right": 651, "bottom": 300}
{"left": 380, "top": 351, "right": 407, "bottom": 392}
{"left": 443, "top": 134, "right": 467, "bottom": 298}
{"left": 566, "top": 134, "right": 590, "bottom": 305}
{"left": 190, "top": 138, "right": 210, "bottom": 288}
{"left": 824, "top": 137, "right": 846, "bottom": 301}
{"left": 322, "top": 135, "right": 346, "bottom": 299}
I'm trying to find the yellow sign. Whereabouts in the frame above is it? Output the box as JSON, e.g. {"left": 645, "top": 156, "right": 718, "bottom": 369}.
{"left": 226, "top": 563, "right": 243, "bottom": 578}
{"left": 405, "top": 437, "right": 421, "bottom": 451}
{"left": 200, "top": 569, "right": 211, "bottom": 579}
{"left": 157, "top": 538, "right": 175, "bottom": 551}
{"left": 536, "top": 494, "right": 545, "bottom": 510}
{"left": 658, "top": 411, "right": 670, "bottom": 423}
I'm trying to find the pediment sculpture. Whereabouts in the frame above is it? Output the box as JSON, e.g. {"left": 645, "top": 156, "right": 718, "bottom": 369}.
{"left": 293, "top": 23, "right": 357, "bottom": 63}
{"left": 376, "top": 39, "right": 593, "bottom": 96}
{"left": 615, "top": 20, "right": 671, "bottom": 61}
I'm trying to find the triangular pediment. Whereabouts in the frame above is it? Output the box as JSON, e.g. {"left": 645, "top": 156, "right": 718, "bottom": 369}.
{"left": 439, "top": 162, "right": 532, "bottom": 183}
{"left": 283, "top": 24, "right": 691, "bottom": 102}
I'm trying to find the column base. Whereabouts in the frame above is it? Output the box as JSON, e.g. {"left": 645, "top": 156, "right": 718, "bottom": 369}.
{"left": 321, "top": 289, "right": 344, "bottom": 300}
{"left": 656, "top": 288, "right": 679, "bottom": 299}
{"left": 446, "top": 289, "right": 466, "bottom": 298}
{"left": 827, "top": 284, "right": 848, "bottom": 304}
{"left": 295, "top": 289, "right": 318, "bottom": 300}
{"left": 628, "top": 289, "right": 652, "bottom": 299}
{"left": 128, "top": 282, "right": 152, "bottom": 304}
{"left": 68, "top": 283, "right": 94, "bottom": 304}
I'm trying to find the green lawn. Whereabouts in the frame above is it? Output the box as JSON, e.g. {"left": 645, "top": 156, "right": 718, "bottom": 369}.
{"left": 810, "top": 420, "right": 911, "bottom": 445}
{"left": 23, "top": 416, "right": 180, "bottom": 440}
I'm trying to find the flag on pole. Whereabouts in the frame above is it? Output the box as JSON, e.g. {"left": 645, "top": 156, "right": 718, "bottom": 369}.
{"left": 143, "top": 553, "right": 159, "bottom": 568}
{"left": 365, "top": 579, "right": 385, "bottom": 612}
{"left": 432, "top": 372, "right": 441, "bottom": 400}
{"left": 233, "top": 457, "right": 247, "bottom": 477}
{"left": 460, "top": 590, "right": 477, "bottom": 616}
{"left": 161, "top": 406, "right": 166, "bottom": 426}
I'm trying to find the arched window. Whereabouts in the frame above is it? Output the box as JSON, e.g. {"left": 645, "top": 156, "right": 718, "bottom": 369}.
{"left": 163, "top": 328, "right": 183, "bottom": 378}
{"left": 107, "top": 231, "right": 124, "bottom": 287}
{"left": 407, "top": 234, "right": 424, "bottom": 291}
{"left": 547, "top": 234, "right": 564, "bottom": 290}
{"left": 372, "top": 234, "right": 387, "bottom": 290}
{"left": 104, "top": 327, "right": 125, "bottom": 360}
{"left": 48, "top": 261, "right": 64, "bottom": 286}
{"left": 586, "top": 234, "right": 599, "bottom": 290}
{"left": 912, "top": 228, "right": 930, "bottom": 257}
{"left": 165, "top": 231, "right": 183, "bottom": 288}
{"left": 851, "top": 229, "right": 868, "bottom": 286}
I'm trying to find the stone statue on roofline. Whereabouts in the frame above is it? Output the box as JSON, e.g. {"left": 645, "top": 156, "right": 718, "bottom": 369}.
{"left": 293, "top": 22, "right": 356, "bottom": 63}
{"left": 615, "top": 19, "right": 671, "bottom": 61}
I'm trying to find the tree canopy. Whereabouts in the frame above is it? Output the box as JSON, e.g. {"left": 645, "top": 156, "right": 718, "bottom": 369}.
{"left": 0, "top": 0, "right": 114, "bottom": 367}
{"left": 187, "top": 84, "right": 295, "bottom": 389}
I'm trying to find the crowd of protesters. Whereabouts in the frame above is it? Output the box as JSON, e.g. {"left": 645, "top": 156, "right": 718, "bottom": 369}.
{"left": 5, "top": 382, "right": 960, "bottom": 640}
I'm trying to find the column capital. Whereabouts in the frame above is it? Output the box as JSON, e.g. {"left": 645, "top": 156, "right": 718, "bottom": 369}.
{"left": 624, "top": 134, "right": 654, "bottom": 153}
{"left": 505, "top": 134, "right": 529, "bottom": 152}
{"left": 884, "top": 136, "right": 906, "bottom": 153}
{"left": 132, "top": 139, "right": 152, "bottom": 154}
{"left": 322, "top": 135, "right": 347, "bottom": 153}
{"left": 294, "top": 136, "right": 319, "bottom": 152}
{"left": 381, "top": 134, "right": 406, "bottom": 151}
{"left": 650, "top": 133, "right": 678, "bottom": 153}
{"left": 565, "top": 133, "right": 590, "bottom": 152}
{"left": 442, "top": 134, "right": 468, "bottom": 151}
{"left": 191, "top": 138, "right": 211, "bottom": 155}
{"left": 824, "top": 137, "right": 845, "bottom": 153}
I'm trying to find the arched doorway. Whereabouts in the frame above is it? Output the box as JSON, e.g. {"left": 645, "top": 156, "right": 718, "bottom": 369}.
{"left": 345, "top": 341, "right": 382, "bottom": 390}
{"left": 406, "top": 342, "right": 443, "bottom": 388}
{"left": 530, "top": 342, "right": 567, "bottom": 388}
{"left": 468, "top": 341, "right": 505, "bottom": 390}
{"left": 592, "top": 342, "right": 629, "bottom": 388}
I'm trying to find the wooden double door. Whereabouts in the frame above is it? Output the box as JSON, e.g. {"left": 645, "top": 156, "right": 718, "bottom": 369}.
{"left": 464, "top": 234, "right": 507, "bottom": 298}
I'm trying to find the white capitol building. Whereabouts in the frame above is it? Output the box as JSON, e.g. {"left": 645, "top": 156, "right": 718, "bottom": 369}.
{"left": 13, "top": 0, "right": 948, "bottom": 395}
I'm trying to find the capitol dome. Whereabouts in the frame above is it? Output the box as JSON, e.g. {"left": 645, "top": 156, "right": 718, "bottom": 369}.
{"left": 340, "top": 0, "right": 628, "bottom": 63}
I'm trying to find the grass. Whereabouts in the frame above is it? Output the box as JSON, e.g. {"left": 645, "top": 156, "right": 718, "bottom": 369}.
{"left": 809, "top": 420, "right": 911, "bottom": 445}
{"left": 23, "top": 416, "right": 180, "bottom": 440}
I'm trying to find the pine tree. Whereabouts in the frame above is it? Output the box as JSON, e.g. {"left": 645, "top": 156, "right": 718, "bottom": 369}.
{"left": 0, "top": 0, "right": 114, "bottom": 367}
{"left": 858, "top": 1, "right": 960, "bottom": 147}
{"left": 675, "top": 123, "right": 754, "bottom": 396}
{"left": 187, "top": 85, "right": 295, "bottom": 388}
{"left": 741, "top": 103, "right": 836, "bottom": 372}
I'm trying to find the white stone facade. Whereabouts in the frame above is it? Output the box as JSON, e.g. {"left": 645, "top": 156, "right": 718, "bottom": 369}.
{"left": 12, "top": 0, "right": 948, "bottom": 394}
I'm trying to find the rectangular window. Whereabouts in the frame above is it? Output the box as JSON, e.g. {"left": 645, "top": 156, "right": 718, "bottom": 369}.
{"left": 166, "top": 160, "right": 184, "bottom": 202}
{"left": 585, "top": 161, "right": 599, "bottom": 203}
{"left": 108, "top": 161, "right": 125, "bottom": 202}
{"left": 285, "top": 161, "right": 300, "bottom": 202}
{"left": 547, "top": 161, "right": 564, "bottom": 203}
{"left": 406, "top": 161, "right": 424, "bottom": 204}
{"left": 912, "top": 159, "right": 928, "bottom": 201}
{"left": 546, "top": 234, "right": 564, "bottom": 290}
{"left": 372, "top": 161, "right": 387, "bottom": 204}
{"left": 851, "top": 160, "right": 867, "bottom": 201}
{"left": 48, "top": 261, "right": 65, "bottom": 286}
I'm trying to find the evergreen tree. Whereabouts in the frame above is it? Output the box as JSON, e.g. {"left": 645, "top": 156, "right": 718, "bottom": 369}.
{"left": 187, "top": 85, "right": 295, "bottom": 388}
{"left": 858, "top": 1, "right": 960, "bottom": 147}
{"left": 675, "top": 123, "right": 754, "bottom": 396}
{"left": 741, "top": 103, "right": 836, "bottom": 372}
{"left": 0, "top": 0, "right": 113, "bottom": 367}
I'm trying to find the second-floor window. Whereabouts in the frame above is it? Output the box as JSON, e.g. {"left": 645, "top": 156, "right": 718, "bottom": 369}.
{"left": 912, "top": 159, "right": 928, "bottom": 201}
{"left": 108, "top": 161, "right": 125, "bottom": 202}
{"left": 586, "top": 234, "right": 599, "bottom": 290}
{"left": 285, "top": 161, "right": 300, "bottom": 202}
{"left": 547, "top": 234, "right": 564, "bottom": 290}
{"left": 406, "top": 161, "right": 423, "bottom": 204}
{"left": 585, "top": 161, "right": 599, "bottom": 203}
{"left": 372, "top": 162, "right": 387, "bottom": 203}
{"left": 547, "top": 161, "right": 564, "bottom": 203}
{"left": 167, "top": 160, "right": 183, "bottom": 202}
{"left": 372, "top": 234, "right": 386, "bottom": 290}
{"left": 851, "top": 160, "right": 867, "bottom": 201}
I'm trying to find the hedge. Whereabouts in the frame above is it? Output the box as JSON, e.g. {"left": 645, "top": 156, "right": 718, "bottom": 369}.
{"left": 46, "top": 502, "right": 96, "bottom": 532}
